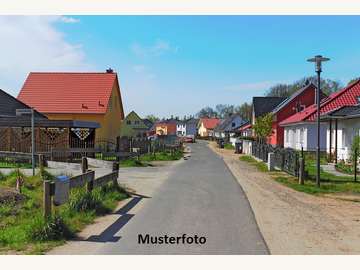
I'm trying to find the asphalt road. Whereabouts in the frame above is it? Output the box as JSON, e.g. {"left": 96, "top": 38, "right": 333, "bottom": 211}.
{"left": 90, "top": 141, "right": 268, "bottom": 254}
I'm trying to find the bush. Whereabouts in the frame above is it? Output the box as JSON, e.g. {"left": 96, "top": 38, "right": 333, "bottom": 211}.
{"left": 68, "top": 188, "right": 105, "bottom": 213}
{"left": 27, "top": 215, "right": 72, "bottom": 242}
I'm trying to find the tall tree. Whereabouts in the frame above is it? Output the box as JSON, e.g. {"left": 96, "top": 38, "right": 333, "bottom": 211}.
{"left": 196, "top": 106, "right": 218, "bottom": 118}
{"left": 145, "top": 114, "right": 159, "bottom": 123}
{"left": 253, "top": 113, "right": 273, "bottom": 142}
{"left": 235, "top": 102, "right": 252, "bottom": 122}
{"left": 266, "top": 76, "right": 342, "bottom": 97}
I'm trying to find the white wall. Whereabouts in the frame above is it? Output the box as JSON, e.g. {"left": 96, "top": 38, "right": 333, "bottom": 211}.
{"left": 326, "top": 118, "right": 360, "bottom": 161}
{"left": 284, "top": 123, "right": 326, "bottom": 151}
{"left": 176, "top": 124, "right": 186, "bottom": 136}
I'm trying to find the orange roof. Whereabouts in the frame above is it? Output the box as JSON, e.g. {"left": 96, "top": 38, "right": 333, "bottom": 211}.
{"left": 18, "top": 72, "right": 119, "bottom": 114}
{"left": 200, "top": 118, "right": 221, "bottom": 129}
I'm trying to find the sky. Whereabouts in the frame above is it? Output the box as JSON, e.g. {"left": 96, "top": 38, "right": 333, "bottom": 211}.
{"left": 1, "top": 15, "right": 360, "bottom": 118}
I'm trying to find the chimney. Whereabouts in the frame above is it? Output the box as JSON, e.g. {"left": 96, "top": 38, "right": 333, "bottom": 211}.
{"left": 106, "top": 68, "right": 113, "bottom": 73}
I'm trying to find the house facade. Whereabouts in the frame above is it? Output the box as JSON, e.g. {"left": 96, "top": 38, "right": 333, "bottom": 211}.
{"left": 17, "top": 70, "right": 125, "bottom": 146}
{"left": 119, "top": 111, "right": 149, "bottom": 138}
{"left": 280, "top": 80, "right": 360, "bottom": 156}
{"left": 176, "top": 121, "right": 187, "bottom": 137}
{"left": 214, "top": 114, "right": 245, "bottom": 140}
{"left": 0, "top": 89, "right": 99, "bottom": 153}
{"left": 155, "top": 119, "right": 177, "bottom": 136}
{"left": 268, "top": 83, "right": 319, "bottom": 146}
{"left": 197, "top": 118, "right": 221, "bottom": 137}
{"left": 185, "top": 118, "right": 199, "bottom": 137}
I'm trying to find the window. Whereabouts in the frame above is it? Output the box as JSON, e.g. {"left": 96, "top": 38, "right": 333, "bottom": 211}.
{"left": 135, "top": 120, "right": 140, "bottom": 125}
{"left": 126, "top": 120, "right": 131, "bottom": 125}
{"left": 232, "top": 122, "right": 235, "bottom": 127}
{"left": 285, "top": 129, "right": 289, "bottom": 143}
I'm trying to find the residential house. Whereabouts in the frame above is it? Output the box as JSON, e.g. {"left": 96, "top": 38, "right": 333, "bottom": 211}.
{"left": 235, "top": 121, "right": 252, "bottom": 137}
{"left": 214, "top": 114, "right": 245, "bottom": 140}
{"left": 268, "top": 83, "right": 320, "bottom": 146}
{"left": 185, "top": 118, "right": 199, "bottom": 137}
{"left": 197, "top": 118, "right": 221, "bottom": 138}
{"left": 17, "top": 70, "right": 125, "bottom": 147}
{"left": 0, "top": 89, "right": 99, "bottom": 152}
{"left": 176, "top": 120, "right": 187, "bottom": 137}
{"left": 280, "top": 80, "right": 360, "bottom": 155}
{"left": 155, "top": 119, "right": 177, "bottom": 136}
{"left": 321, "top": 105, "right": 360, "bottom": 161}
{"left": 119, "top": 111, "right": 149, "bottom": 138}
{"left": 251, "top": 96, "right": 286, "bottom": 127}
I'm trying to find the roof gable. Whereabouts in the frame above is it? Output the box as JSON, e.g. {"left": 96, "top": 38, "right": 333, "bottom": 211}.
{"left": 280, "top": 80, "right": 360, "bottom": 126}
{"left": 253, "top": 96, "right": 286, "bottom": 118}
{"left": 0, "top": 89, "right": 46, "bottom": 118}
{"left": 18, "top": 72, "right": 119, "bottom": 114}
{"left": 200, "top": 118, "right": 221, "bottom": 129}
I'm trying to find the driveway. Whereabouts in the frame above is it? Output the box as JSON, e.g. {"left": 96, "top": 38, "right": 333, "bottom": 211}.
{"left": 49, "top": 141, "right": 268, "bottom": 255}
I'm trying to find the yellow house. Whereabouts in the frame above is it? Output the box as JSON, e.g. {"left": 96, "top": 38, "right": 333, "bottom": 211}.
{"left": 17, "top": 70, "right": 125, "bottom": 145}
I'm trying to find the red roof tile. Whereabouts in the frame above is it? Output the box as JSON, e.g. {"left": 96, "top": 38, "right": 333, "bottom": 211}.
{"left": 238, "top": 123, "right": 252, "bottom": 131}
{"left": 18, "top": 72, "right": 118, "bottom": 114}
{"left": 280, "top": 80, "right": 360, "bottom": 126}
{"left": 200, "top": 118, "right": 221, "bottom": 129}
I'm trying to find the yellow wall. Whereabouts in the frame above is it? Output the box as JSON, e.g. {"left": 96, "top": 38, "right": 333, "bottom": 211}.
{"left": 45, "top": 81, "right": 124, "bottom": 143}
{"left": 156, "top": 125, "right": 167, "bottom": 135}
{"left": 198, "top": 122, "right": 208, "bottom": 137}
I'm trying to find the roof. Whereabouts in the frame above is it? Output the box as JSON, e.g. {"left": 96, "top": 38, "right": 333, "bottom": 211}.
{"left": 143, "top": 119, "right": 154, "bottom": 129}
{"left": 321, "top": 105, "right": 360, "bottom": 120}
{"left": 199, "top": 118, "right": 221, "bottom": 130}
{"left": 272, "top": 83, "right": 322, "bottom": 114}
{"left": 186, "top": 118, "right": 199, "bottom": 125}
{"left": 214, "top": 114, "right": 243, "bottom": 132}
{"left": 280, "top": 80, "right": 360, "bottom": 126}
{"left": 253, "top": 96, "right": 287, "bottom": 118}
{"left": 0, "top": 89, "right": 46, "bottom": 118}
{"left": 17, "top": 72, "right": 119, "bottom": 114}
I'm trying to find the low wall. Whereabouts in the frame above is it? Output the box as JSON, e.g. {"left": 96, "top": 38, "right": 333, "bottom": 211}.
{"left": 47, "top": 161, "right": 81, "bottom": 171}
{"left": 87, "top": 157, "right": 114, "bottom": 170}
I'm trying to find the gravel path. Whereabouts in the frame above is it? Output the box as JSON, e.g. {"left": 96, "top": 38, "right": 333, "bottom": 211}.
{"left": 209, "top": 141, "right": 360, "bottom": 254}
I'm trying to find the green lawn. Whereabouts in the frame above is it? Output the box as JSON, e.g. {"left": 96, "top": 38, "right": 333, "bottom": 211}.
{"left": 239, "top": 155, "right": 360, "bottom": 195}
{"left": 0, "top": 170, "right": 128, "bottom": 254}
{"left": 224, "top": 143, "right": 235, "bottom": 150}
{"left": 0, "top": 162, "right": 32, "bottom": 169}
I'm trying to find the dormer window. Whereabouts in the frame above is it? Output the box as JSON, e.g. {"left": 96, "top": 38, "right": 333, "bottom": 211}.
{"left": 357, "top": 96, "right": 360, "bottom": 104}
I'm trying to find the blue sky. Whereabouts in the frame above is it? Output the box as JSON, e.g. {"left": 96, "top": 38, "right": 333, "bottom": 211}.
{"left": 2, "top": 16, "right": 360, "bottom": 118}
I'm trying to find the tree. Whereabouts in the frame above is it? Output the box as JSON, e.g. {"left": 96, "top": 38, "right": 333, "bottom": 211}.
{"left": 266, "top": 76, "right": 342, "bottom": 98}
{"left": 145, "top": 114, "right": 159, "bottom": 123}
{"left": 196, "top": 106, "right": 218, "bottom": 118}
{"left": 253, "top": 113, "right": 273, "bottom": 142}
{"left": 234, "top": 102, "right": 252, "bottom": 122}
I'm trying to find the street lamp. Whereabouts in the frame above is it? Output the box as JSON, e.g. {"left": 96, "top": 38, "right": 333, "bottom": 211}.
{"left": 307, "top": 55, "right": 330, "bottom": 187}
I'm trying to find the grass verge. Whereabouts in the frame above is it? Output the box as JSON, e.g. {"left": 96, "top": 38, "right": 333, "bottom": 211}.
{"left": 239, "top": 155, "right": 360, "bottom": 195}
{"left": 0, "top": 170, "right": 128, "bottom": 254}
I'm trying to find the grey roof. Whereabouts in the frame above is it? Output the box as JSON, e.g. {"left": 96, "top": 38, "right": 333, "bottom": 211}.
{"left": 0, "top": 89, "right": 46, "bottom": 118}
{"left": 321, "top": 105, "right": 360, "bottom": 120}
{"left": 186, "top": 118, "right": 199, "bottom": 125}
{"left": 253, "top": 96, "right": 287, "bottom": 118}
{"left": 143, "top": 118, "right": 154, "bottom": 129}
{"left": 214, "top": 114, "right": 243, "bottom": 132}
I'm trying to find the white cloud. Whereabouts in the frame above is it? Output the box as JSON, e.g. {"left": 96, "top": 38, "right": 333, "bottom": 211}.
{"left": 58, "top": 16, "right": 80, "bottom": 24}
{"left": 224, "top": 81, "right": 276, "bottom": 92}
{"left": 130, "top": 39, "right": 178, "bottom": 57}
{"left": 0, "top": 16, "right": 90, "bottom": 96}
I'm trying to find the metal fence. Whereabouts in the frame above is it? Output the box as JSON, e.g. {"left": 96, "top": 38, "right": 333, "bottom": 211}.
{"left": 251, "top": 141, "right": 300, "bottom": 177}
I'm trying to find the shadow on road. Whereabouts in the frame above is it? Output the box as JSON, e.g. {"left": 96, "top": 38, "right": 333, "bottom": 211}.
{"left": 85, "top": 195, "right": 147, "bottom": 243}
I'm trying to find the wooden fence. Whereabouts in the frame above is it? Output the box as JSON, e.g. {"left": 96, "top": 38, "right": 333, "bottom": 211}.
{"left": 43, "top": 157, "right": 119, "bottom": 219}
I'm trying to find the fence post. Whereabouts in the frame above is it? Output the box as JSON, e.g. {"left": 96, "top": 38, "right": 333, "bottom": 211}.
{"left": 43, "top": 180, "right": 52, "bottom": 219}
{"left": 112, "top": 161, "right": 119, "bottom": 188}
{"left": 354, "top": 149, "right": 357, "bottom": 182}
{"left": 267, "top": 152, "right": 275, "bottom": 171}
{"left": 298, "top": 157, "right": 305, "bottom": 185}
{"left": 39, "top": 154, "right": 45, "bottom": 173}
{"left": 82, "top": 157, "right": 92, "bottom": 192}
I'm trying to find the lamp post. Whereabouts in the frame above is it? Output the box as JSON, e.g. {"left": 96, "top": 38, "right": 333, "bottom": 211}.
{"left": 307, "top": 55, "right": 330, "bottom": 187}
